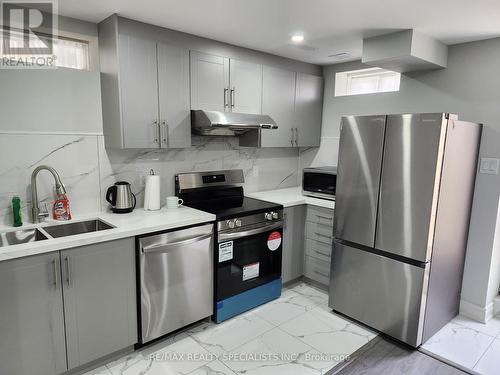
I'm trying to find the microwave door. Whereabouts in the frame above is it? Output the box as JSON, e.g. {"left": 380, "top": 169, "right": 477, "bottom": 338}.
{"left": 334, "top": 115, "right": 386, "bottom": 247}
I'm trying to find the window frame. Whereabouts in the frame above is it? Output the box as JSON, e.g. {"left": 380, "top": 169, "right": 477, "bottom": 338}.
{"left": 335, "top": 67, "right": 401, "bottom": 97}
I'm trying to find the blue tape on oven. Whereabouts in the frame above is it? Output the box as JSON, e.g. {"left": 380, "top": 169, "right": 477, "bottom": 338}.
{"left": 215, "top": 278, "right": 282, "bottom": 323}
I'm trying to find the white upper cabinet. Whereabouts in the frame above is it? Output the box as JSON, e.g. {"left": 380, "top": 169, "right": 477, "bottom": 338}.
{"left": 118, "top": 34, "right": 160, "bottom": 149}
{"left": 294, "top": 73, "right": 324, "bottom": 147}
{"left": 190, "top": 51, "right": 230, "bottom": 112}
{"left": 261, "top": 66, "right": 296, "bottom": 147}
{"left": 190, "top": 52, "right": 262, "bottom": 114}
{"left": 157, "top": 43, "right": 191, "bottom": 149}
{"left": 98, "top": 16, "right": 191, "bottom": 149}
{"left": 229, "top": 59, "right": 263, "bottom": 114}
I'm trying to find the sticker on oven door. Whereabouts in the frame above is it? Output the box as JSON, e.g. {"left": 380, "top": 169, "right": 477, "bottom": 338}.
{"left": 267, "top": 231, "right": 282, "bottom": 251}
{"left": 218, "top": 241, "right": 233, "bottom": 262}
{"left": 243, "top": 262, "right": 260, "bottom": 281}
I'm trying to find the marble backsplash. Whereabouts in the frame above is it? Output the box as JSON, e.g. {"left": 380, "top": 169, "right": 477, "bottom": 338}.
{"left": 0, "top": 133, "right": 300, "bottom": 226}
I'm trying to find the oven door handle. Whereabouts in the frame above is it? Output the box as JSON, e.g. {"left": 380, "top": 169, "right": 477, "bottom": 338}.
{"left": 218, "top": 221, "right": 282, "bottom": 242}
{"left": 142, "top": 233, "right": 213, "bottom": 254}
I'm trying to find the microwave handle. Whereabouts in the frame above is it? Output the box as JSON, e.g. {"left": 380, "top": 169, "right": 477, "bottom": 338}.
{"left": 218, "top": 221, "right": 282, "bottom": 242}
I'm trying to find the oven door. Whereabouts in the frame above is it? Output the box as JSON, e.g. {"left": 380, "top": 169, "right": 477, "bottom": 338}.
{"left": 216, "top": 221, "right": 283, "bottom": 300}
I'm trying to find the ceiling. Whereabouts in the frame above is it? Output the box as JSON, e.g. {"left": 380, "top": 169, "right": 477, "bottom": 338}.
{"left": 59, "top": 0, "right": 500, "bottom": 65}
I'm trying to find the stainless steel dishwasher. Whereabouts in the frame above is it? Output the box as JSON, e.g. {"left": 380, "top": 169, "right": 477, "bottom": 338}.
{"left": 138, "top": 223, "right": 214, "bottom": 344}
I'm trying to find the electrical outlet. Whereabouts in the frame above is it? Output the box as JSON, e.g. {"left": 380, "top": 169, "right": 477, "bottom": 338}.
{"left": 479, "top": 158, "right": 499, "bottom": 175}
{"left": 252, "top": 166, "right": 259, "bottom": 178}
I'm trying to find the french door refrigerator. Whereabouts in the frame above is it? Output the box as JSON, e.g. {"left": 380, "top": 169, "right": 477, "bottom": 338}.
{"left": 329, "top": 113, "right": 481, "bottom": 347}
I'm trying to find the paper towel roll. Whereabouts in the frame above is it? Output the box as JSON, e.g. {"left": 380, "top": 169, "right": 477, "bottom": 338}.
{"left": 144, "top": 174, "right": 161, "bottom": 210}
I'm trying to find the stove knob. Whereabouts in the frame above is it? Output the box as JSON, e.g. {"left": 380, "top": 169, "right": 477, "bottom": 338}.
{"left": 272, "top": 212, "right": 279, "bottom": 220}
{"left": 265, "top": 212, "right": 273, "bottom": 221}
{"left": 227, "top": 220, "right": 235, "bottom": 229}
{"left": 235, "top": 219, "right": 242, "bottom": 227}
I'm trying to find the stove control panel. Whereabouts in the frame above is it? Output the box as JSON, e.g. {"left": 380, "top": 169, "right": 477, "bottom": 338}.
{"left": 217, "top": 209, "right": 283, "bottom": 232}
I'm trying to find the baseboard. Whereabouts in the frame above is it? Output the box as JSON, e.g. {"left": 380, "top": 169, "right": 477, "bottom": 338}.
{"left": 459, "top": 299, "right": 494, "bottom": 323}
{"left": 494, "top": 296, "right": 500, "bottom": 316}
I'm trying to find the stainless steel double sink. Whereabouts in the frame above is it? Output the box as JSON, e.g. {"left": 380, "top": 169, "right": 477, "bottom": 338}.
{"left": 0, "top": 219, "right": 115, "bottom": 248}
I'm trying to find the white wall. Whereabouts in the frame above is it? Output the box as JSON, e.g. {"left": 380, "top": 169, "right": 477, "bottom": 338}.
{"left": 312, "top": 37, "right": 500, "bottom": 321}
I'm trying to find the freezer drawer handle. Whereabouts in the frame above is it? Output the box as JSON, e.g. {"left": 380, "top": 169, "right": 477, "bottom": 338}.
{"left": 142, "top": 233, "right": 213, "bottom": 254}
{"left": 218, "top": 221, "right": 283, "bottom": 242}
{"left": 314, "top": 268, "right": 330, "bottom": 278}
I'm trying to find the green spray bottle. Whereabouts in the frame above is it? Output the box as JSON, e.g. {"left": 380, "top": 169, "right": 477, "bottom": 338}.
{"left": 12, "top": 196, "right": 22, "bottom": 227}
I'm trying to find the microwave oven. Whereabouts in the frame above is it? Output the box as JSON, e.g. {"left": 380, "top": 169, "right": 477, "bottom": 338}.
{"left": 302, "top": 167, "right": 336, "bottom": 200}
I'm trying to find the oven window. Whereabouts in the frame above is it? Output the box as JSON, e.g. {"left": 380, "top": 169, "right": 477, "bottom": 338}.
{"left": 303, "top": 172, "right": 336, "bottom": 195}
{"left": 217, "top": 229, "right": 282, "bottom": 300}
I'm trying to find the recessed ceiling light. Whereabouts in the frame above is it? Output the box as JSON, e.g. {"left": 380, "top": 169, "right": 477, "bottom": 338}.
{"left": 291, "top": 34, "right": 304, "bottom": 43}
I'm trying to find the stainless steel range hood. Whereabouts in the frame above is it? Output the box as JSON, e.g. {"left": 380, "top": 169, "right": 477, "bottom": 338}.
{"left": 191, "top": 110, "right": 278, "bottom": 136}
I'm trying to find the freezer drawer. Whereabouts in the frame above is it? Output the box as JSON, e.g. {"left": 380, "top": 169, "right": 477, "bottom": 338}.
{"left": 138, "top": 224, "right": 214, "bottom": 344}
{"left": 329, "top": 241, "right": 429, "bottom": 347}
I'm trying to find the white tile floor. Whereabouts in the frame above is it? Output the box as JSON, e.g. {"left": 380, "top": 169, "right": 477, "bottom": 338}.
{"left": 83, "top": 282, "right": 377, "bottom": 375}
{"left": 421, "top": 314, "right": 500, "bottom": 374}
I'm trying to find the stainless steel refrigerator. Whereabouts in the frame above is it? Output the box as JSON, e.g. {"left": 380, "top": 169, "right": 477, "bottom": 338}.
{"left": 328, "top": 113, "right": 481, "bottom": 347}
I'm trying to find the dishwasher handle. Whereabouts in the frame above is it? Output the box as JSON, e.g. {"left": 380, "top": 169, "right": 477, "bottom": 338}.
{"left": 141, "top": 233, "right": 213, "bottom": 254}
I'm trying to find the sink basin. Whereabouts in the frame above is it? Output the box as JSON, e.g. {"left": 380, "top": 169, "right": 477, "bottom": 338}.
{"left": 43, "top": 219, "right": 115, "bottom": 238}
{"left": 0, "top": 228, "right": 48, "bottom": 247}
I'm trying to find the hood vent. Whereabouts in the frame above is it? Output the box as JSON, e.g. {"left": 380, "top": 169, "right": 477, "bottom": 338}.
{"left": 191, "top": 110, "right": 278, "bottom": 136}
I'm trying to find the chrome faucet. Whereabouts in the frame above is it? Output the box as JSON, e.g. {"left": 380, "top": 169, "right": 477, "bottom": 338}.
{"left": 31, "top": 165, "right": 67, "bottom": 223}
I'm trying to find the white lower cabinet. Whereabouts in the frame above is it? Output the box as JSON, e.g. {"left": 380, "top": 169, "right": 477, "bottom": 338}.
{"left": 0, "top": 238, "right": 137, "bottom": 375}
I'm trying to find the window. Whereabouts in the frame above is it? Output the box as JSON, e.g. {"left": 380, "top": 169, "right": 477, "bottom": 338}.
{"left": 1, "top": 29, "right": 90, "bottom": 70}
{"left": 335, "top": 67, "right": 401, "bottom": 97}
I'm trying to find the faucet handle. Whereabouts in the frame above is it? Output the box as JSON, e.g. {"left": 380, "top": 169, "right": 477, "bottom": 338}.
{"left": 39, "top": 203, "right": 50, "bottom": 219}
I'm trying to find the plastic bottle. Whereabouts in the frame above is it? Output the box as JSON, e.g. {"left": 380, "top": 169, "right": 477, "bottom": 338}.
{"left": 53, "top": 194, "right": 72, "bottom": 221}
{"left": 12, "top": 196, "right": 22, "bottom": 227}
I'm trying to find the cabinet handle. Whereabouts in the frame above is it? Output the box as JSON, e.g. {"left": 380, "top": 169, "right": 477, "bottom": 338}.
{"left": 315, "top": 232, "right": 332, "bottom": 240}
{"left": 65, "top": 256, "right": 72, "bottom": 287}
{"left": 315, "top": 250, "right": 331, "bottom": 258}
{"left": 224, "top": 88, "right": 229, "bottom": 108}
{"left": 316, "top": 215, "right": 333, "bottom": 222}
{"left": 52, "top": 259, "right": 58, "bottom": 289}
{"left": 230, "top": 87, "right": 235, "bottom": 108}
{"left": 314, "top": 269, "right": 330, "bottom": 278}
{"left": 291, "top": 128, "right": 295, "bottom": 146}
{"left": 152, "top": 120, "right": 159, "bottom": 144}
{"left": 294, "top": 128, "right": 299, "bottom": 146}
{"left": 161, "top": 121, "right": 168, "bottom": 147}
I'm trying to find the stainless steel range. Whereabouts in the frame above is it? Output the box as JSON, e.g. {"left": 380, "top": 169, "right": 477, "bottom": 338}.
{"left": 175, "top": 170, "right": 284, "bottom": 323}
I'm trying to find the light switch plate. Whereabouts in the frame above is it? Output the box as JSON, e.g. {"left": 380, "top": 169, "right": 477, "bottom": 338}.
{"left": 480, "top": 158, "right": 500, "bottom": 175}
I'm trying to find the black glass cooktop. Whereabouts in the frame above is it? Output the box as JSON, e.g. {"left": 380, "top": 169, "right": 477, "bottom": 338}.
{"left": 179, "top": 186, "right": 281, "bottom": 220}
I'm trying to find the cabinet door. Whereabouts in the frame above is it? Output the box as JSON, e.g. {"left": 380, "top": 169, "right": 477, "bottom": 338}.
{"left": 190, "top": 51, "right": 229, "bottom": 112}
{"left": 62, "top": 238, "right": 137, "bottom": 369}
{"left": 118, "top": 34, "right": 160, "bottom": 148}
{"left": 0, "top": 253, "right": 67, "bottom": 375}
{"left": 295, "top": 73, "right": 324, "bottom": 147}
{"left": 282, "top": 205, "right": 306, "bottom": 283}
{"left": 261, "top": 66, "right": 296, "bottom": 147}
{"left": 157, "top": 43, "right": 191, "bottom": 148}
{"left": 229, "top": 59, "right": 263, "bottom": 114}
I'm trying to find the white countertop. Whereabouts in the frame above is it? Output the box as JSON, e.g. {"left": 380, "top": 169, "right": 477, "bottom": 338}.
{"left": 247, "top": 187, "right": 335, "bottom": 210}
{"left": 0, "top": 207, "right": 215, "bottom": 262}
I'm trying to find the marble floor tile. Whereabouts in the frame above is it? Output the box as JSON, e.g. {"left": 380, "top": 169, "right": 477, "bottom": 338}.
{"left": 223, "top": 327, "right": 314, "bottom": 373}
{"left": 452, "top": 314, "right": 500, "bottom": 338}
{"left": 253, "top": 289, "right": 319, "bottom": 325}
{"left": 187, "top": 360, "right": 236, "bottom": 375}
{"left": 187, "top": 313, "right": 275, "bottom": 355}
{"left": 474, "top": 338, "right": 500, "bottom": 375}
{"left": 107, "top": 334, "right": 212, "bottom": 375}
{"left": 279, "top": 307, "right": 375, "bottom": 357}
{"left": 421, "top": 322, "right": 495, "bottom": 369}
{"left": 82, "top": 366, "right": 112, "bottom": 375}
{"left": 288, "top": 282, "right": 329, "bottom": 305}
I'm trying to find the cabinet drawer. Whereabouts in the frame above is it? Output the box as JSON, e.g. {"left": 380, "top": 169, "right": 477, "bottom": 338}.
{"left": 306, "top": 206, "right": 334, "bottom": 227}
{"left": 305, "top": 239, "right": 332, "bottom": 262}
{"left": 306, "top": 222, "right": 333, "bottom": 245}
{"left": 304, "top": 255, "right": 331, "bottom": 286}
